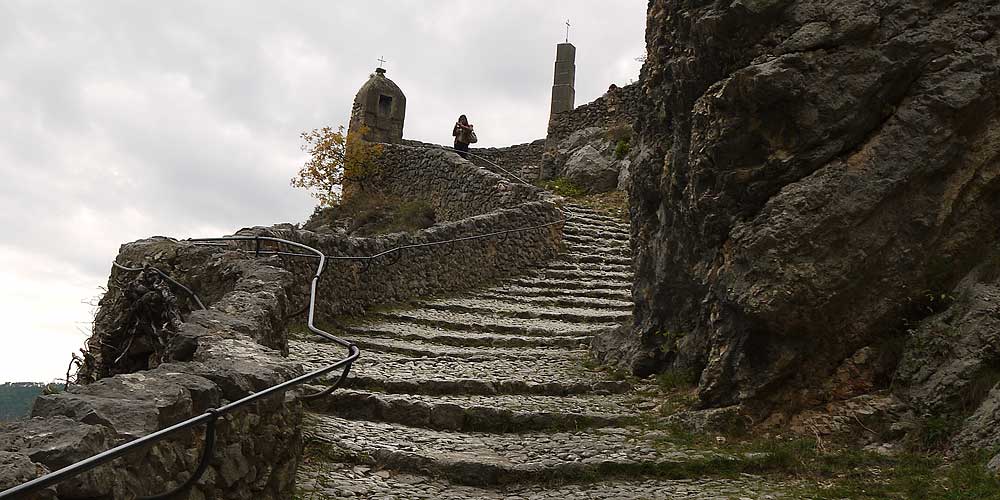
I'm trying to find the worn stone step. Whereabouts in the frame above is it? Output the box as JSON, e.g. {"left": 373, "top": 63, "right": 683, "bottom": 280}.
{"left": 344, "top": 321, "right": 590, "bottom": 348}
{"left": 564, "top": 208, "right": 627, "bottom": 223}
{"left": 290, "top": 346, "right": 631, "bottom": 396}
{"left": 473, "top": 291, "right": 633, "bottom": 311}
{"left": 563, "top": 205, "right": 626, "bottom": 220}
{"left": 564, "top": 243, "right": 632, "bottom": 258}
{"left": 487, "top": 284, "right": 632, "bottom": 301}
{"left": 303, "top": 414, "right": 758, "bottom": 487}
{"left": 372, "top": 309, "right": 619, "bottom": 337}
{"left": 542, "top": 260, "right": 633, "bottom": 274}
{"left": 564, "top": 221, "right": 630, "bottom": 237}
{"left": 307, "top": 390, "right": 651, "bottom": 432}
{"left": 508, "top": 276, "right": 631, "bottom": 292}
{"left": 563, "top": 233, "right": 630, "bottom": 249}
{"left": 419, "top": 298, "right": 632, "bottom": 324}
{"left": 563, "top": 230, "right": 629, "bottom": 244}
{"left": 297, "top": 460, "right": 793, "bottom": 500}
{"left": 328, "top": 334, "right": 584, "bottom": 359}
{"left": 561, "top": 252, "right": 633, "bottom": 266}
{"left": 563, "top": 207, "right": 628, "bottom": 222}
{"left": 529, "top": 267, "right": 633, "bottom": 282}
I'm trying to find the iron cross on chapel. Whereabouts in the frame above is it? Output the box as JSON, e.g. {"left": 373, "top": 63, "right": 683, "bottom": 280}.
{"left": 377, "top": 56, "right": 387, "bottom": 69}
{"left": 565, "top": 19, "right": 571, "bottom": 43}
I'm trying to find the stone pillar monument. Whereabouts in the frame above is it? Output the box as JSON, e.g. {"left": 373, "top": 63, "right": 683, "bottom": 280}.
{"left": 348, "top": 67, "right": 407, "bottom": 144}
{"left": 549, "top": 43, "right": 576, "bottom": 118}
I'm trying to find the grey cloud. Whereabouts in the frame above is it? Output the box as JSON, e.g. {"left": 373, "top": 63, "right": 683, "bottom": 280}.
{"left": 0, "top": 0, "right": 646, "bottom": 382}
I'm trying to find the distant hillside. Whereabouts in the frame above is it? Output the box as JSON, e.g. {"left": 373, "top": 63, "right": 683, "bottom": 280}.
{"left": 0, "top": 382, "right": 45, "bottom": 421}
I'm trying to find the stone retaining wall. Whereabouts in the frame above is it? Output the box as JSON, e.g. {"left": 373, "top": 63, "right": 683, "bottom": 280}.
{"left": 249, "top": 201, "right": 562, "bottom": 322}
{"left": 546, "top": 82, "right": 643, "bottom": 147}
{"left": 254, "top": 143, "right": 563, "bottom": 320}
{"left": 0, "top": 239, "right": 304, "bottom": 499}
{"left": 469, "top": 140, "right": 546, "bottom": 181}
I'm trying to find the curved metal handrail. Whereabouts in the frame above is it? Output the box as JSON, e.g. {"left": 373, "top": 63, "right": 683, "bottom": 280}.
{"left": 0, "top": 207, "right": 571, "bottom": 498}
{"left": 0, "top": 237, "right": 359, "bottom": 500}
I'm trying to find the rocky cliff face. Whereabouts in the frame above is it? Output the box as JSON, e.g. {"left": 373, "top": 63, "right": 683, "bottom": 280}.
{"left": 599, "top": 0, "right": 1000, "bottom": 416}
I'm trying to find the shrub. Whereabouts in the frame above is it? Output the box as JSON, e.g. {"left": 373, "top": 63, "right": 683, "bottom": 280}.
{"left": 291, "top": 125, "right": 383, "bottom": 206}
{"left": 614, "top": 138, "right": 631, "bottom": 160}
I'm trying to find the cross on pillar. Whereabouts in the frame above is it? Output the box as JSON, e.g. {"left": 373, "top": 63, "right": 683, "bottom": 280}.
{"left": 565, "top": 19, "right": 571, "bottom": 43}
{"left": 377, "top": 56, "right": 387, "bottom": 69}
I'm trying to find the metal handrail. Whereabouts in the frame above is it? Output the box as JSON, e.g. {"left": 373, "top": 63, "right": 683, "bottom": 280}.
{"left": 0, "top": 206, "right": 569, "bottom": 498}
{"left": 0, "top": 237, "right": 359, "bottom": 499}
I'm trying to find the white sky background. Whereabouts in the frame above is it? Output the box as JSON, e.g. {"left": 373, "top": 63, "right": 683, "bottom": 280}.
{"left": 0, "top": 1, "right": 647, "bottom": 383}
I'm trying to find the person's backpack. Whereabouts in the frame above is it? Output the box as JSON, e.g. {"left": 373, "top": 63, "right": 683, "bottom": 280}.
{"left": 468, "top": 129, "right": 478, "bottom": 144}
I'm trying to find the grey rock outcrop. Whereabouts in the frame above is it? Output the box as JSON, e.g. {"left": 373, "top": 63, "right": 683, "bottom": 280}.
{"left": 563, "top": 145, "right": 618, "bottom": 192}
{"left": 542, "top": 127, "right": 632, "bottom": 193}
{"left": 599, "top": 0, "right": 1000, "bottom": 419}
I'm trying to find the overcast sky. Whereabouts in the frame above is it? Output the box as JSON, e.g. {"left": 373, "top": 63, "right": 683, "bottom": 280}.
{"left": 0, "top": 1, "right": 646, "bottom": 383}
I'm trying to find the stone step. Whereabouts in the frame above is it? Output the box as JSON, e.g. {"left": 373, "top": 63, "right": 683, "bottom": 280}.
{"left": 542, "top": 260, "right": 633, "bottom": 274}
{"left": 344, "top": 322, "right": 590, "bottom": 348}
{"left": 564, "top": 220, "right": 630, "bottom": 237}
{"left": 564, "top": 243, "right": 632, "bottom": 258}
{"left": 563, "top": 228, "right": 629, "bottom": 243}
{"left": 563, "top": 233, "right": 631, "bottom": 249}
{"left": 419, "top": 298, "right": 632, "bottom": 324}
{"left": 290, "top": 346, "right": 631, "bottom": 396}
{"left": 507, "top": 276, "right": 631, "bottom": 292}
{"left": 327, "top": 334, "right": 584, "bottom": 359}
{"left": 561, "top": 252, "right": 633, "bottom": 266}
{"left": 563, "top": 205, "right": 625, "bottom": 220}
{"left": 297, "top": 460, "right": 793, "bottom": 500}
{"left": 563, "top": 207, "right": 629, "bottom": 224}
{"left": 306, "top": 390, "right": 651, "bottom": 432}
{"left": 303, "top": 414, "right": 757, "bottom": 487}
{"left": 372, "top": 309, "right": 619, "bottom": 337}
{"left": 486, "top": 284, "right": 632, "bottom": 301}
{"left": 473, "top": 291, "right": 633, "bottom": 311}
{"left": 529, "top": 267, "right": 633, "bottom": 282}
{"left": 564, "top": 208, "right": 627, "bottom": 222}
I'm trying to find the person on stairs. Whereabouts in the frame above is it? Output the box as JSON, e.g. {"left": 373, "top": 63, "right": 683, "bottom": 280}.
{"left": 452, "top": 114, "right": 477, "bottom": 158}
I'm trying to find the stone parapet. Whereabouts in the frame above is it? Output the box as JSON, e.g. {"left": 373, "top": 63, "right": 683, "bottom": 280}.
{"left": 0, "top": 240, "right": 304, "bottom": 499}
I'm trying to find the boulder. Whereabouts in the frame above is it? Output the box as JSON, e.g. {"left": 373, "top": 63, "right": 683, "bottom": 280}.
{"left": 563, "top": 145, "right": 619, "bottom": 193}
{"left": 0, "top": 451, "right": 55, "bottom": 500}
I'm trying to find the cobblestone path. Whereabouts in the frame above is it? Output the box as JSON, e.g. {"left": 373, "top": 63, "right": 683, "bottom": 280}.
{"left": 292, "top": 205, "right": 791, "bottom": 499}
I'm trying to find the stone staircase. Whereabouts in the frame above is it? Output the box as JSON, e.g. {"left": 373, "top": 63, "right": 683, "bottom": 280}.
{"left": 291, "top": 204, "right": 788, "bottom": 499}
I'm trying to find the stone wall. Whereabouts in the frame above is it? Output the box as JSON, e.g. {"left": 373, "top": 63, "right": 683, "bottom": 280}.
{"left": 250, "top": 202, "right": 562, "bottom": 322}
{"left": 469, "top": 140, "right": 546, "bottom": 181}
{"left": 546, "top": 82, "right": 643, "bottom": 147}
{"left": 0, "top": 239, "right": 304, "bottom": 499}
{"left": 254, "top": 143, "right": 564, "bottom": 320}
{"left": 372, "top": 144, "right": 553, "bottom": 221}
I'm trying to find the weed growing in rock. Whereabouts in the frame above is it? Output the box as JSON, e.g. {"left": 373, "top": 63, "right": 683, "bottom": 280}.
{"left": 614, "top": 138, "right": 631, "bottom": 160}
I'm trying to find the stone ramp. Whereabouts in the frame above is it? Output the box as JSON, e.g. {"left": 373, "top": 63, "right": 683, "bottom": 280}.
{"left": 294, "top": 204, "right": 790, "bottom": 498}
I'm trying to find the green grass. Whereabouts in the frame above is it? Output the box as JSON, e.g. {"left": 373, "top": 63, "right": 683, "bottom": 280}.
{"left": 648, "top": 420, "right": 1000, "bottom": 499}
{"left": 538, "top": 177, "right": 587, "bottom": 198}
{"left": 304, "top": 193, "right": 436, "bottom": 236}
